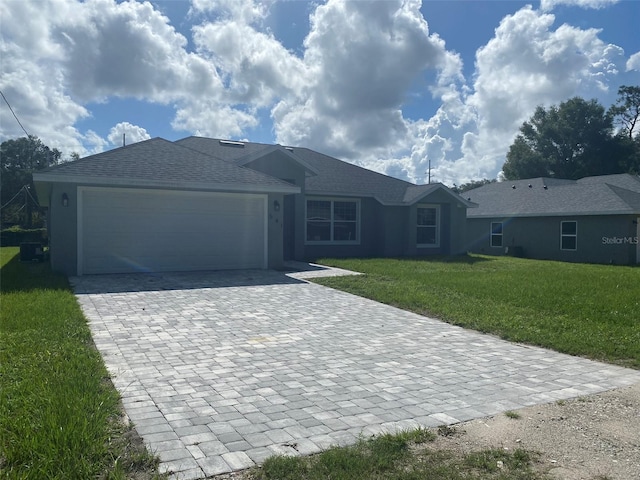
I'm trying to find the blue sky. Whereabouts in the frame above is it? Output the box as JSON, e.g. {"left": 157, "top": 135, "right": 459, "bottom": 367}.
{"left": 1, "top": 0, "right": 639, "bottom": 185}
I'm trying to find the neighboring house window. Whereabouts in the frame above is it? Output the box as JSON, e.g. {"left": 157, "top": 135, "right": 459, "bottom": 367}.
{"left": 490, "top": 222, "right": 503, "bottom": 248}
{"left": 306, "top": 198, "right": 359, "bottom": 243}
{"left": 417, "top": 204, "right": 440, "bottom": 247}
{"left": 560, "top": 221, "right": 577, "bottom": 251}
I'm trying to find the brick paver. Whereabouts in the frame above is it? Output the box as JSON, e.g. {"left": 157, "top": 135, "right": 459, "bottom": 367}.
{"left": 72, "top": 267, "right": 640, "bottom": 480}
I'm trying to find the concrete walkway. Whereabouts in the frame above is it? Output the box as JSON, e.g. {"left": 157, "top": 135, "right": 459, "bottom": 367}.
{"left": 72, "top": 267, "right": 640, "bottom": 480}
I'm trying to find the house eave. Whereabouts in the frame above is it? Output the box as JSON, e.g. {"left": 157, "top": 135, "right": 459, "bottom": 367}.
{"left": 468, "top": 210, "right": 639, "bottom": 219}
{"left": 32, "top": 173, "right": 301, "bottom": 195}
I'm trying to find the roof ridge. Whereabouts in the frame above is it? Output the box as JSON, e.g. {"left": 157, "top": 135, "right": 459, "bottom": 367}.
{"left": 294, "top": 146, "right": 414, "bottom": 187}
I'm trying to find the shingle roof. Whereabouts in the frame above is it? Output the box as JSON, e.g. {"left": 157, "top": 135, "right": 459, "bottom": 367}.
{"left": 465, "top": 174, "right": 640, "bottom": 218}
{"left": 35, "top": 135, "right": 472, "bottom": 207}
{"left": 176, "top": 136, "right": 472, "bottom": 206}
{"left": 34, "top": 138, "right": 298, "bottom": 193}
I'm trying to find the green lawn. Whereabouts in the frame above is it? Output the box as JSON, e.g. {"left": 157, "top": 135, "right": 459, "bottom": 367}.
{"left": 254, "top": 428, "right": 546, "bottom": 480}
{"left": 0, "top": 247, "right": 162, "bottom": 479}
{"left": 312, "top": 255, "right": 640, "bottom": 369}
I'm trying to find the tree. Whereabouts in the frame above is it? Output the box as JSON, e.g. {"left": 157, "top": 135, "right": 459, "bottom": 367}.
{"left": 503, "top": 97, "right": 620, "bottom": 180}
{"left": 610, "top": 85, "right": 640, "bottom": 140}
{"left": 451, "top": 178, "right": 496, "bottom": 194}
{"left": 1, "top": 136, "right": 61, "bottom": 227}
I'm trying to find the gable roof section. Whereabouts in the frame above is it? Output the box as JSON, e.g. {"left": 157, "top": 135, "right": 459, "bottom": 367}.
{"left": 465, "top": 174, "right": 640, "bottom": 218}
{"left": 176, "top": 138, "right": 471, "bottom": 207}
{"left": 35, "top": 136, "right": 472, "bottom": 208}
{"left": 33, "top": 138, "right": 299, "bottom": 194}
{"left": 175, "top": 136, "right": 318, "bottom": 176}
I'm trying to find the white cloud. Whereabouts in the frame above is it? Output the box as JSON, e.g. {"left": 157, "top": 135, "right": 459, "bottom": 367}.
{"left": 107, "top": 122, "right": 151, "bottom": 147}
{"left": 192, "top": 21, "right": 306, "bottom": 106}
{"left": 627, "top": 51, "right": 640, "bottom": 71}
{"left": 190, "top": 0, "right": 272, "bottom": 24}
{"left": 541, "top": 0, "right": 619, "bottom": 11}
{"left": 1, "top": 0, "right": 633, "bottom": 183}
{"left": 0, "top": 0, "right": 243, "bottom": 155}
{"left": 271, "top": 0, "right": 463, "bottom": 160}
{"left": 414, "top": 5, "right": 627, "bottom": 185}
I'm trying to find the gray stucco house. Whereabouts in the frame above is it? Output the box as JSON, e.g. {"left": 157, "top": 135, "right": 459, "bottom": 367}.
{"left": 464, "top": 174, "right": 640, "bottom": 265}
{"left": 34, "top": 137, "right": 473, "bottom": 275}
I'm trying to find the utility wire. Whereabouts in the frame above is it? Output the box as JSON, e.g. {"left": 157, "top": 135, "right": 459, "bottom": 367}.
{"left": 0, "top": 90, "right": 30, "bottom": 138}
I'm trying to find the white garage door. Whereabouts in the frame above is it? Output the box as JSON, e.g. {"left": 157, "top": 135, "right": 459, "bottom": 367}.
{"left": 79, "top": 187, "right": 267, "bottom": 275}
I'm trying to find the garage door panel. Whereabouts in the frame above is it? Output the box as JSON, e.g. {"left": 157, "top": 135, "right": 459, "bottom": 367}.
{"left": 81, "top": 188, "right": 266, "bottom": 274}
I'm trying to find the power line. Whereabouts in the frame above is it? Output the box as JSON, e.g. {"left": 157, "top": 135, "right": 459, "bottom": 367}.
{"left": 0, "top": 90, "right": 30, "bottom": 138}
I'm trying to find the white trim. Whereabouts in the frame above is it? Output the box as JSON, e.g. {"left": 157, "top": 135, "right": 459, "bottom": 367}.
{"left": 560, "top": 220, "right": 578, "bottom": 251}
{"left": 416, "top": 204, "right": 440, "bottom": 248}
{"left": 305, "top": 197, "right": 361, "bottom": 245}
{"left": 304, "top": 183, "right": 476, "bottom": 208}
{"left": 469, "top": 209, "right": 639, "bottom": 219}
{"left": 77, "top": 186, "right": 268, "bottom": 275}
{"left": 32, "top": 173, "right": 300, "bottom": 195}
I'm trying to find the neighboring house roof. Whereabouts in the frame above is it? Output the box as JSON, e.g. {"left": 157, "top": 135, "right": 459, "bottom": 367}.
{"left": 465, "top": 174, "right": 640, "bottom": 218}
{"left": 176, "top": 136, "right": 474, "bottom": 207}
{"left": 33, "top": 138, "right": 300, "bottom": 194}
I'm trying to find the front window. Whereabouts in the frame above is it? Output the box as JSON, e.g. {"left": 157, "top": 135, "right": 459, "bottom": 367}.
{"left": 560, "top": 221, "right": 577, "bottom": 251}
{"left": 491, "top": 222, "right": 503, "bottom": 248}
{"left": 417, "top": 205, "right": 439, "bottom": 247}
{"left": 306, "top": 198, "right": 359, "bottom": 243}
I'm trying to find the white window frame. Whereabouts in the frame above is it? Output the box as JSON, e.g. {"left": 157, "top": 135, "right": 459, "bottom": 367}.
{"left": 416, "top": 204, "right": 440, "bottom": 248}
{"left": 305, "top": 197, "right": 360, "bottom": 245}
{"left": 490, "top": 222, "right": 503, "bottom": 248}
{"left": 560, "top": 220, "right": 578, "bottom": 251}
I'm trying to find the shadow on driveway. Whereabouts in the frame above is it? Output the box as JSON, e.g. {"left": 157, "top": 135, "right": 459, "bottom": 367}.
{"left": 70, "top": 269, "right": 306, "bottom": 294}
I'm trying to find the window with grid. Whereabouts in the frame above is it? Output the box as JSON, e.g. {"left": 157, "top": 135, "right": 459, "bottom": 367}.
{"left": 306, "top": 199, "right": 359, "bottom": 243}
{"left": 417, "top": 205, "right": 439, "bottom": 247}
{"left": 490, "top": 222, "right": 503, "bottom": 247}
{"left": 560, "top": 221, "right": 577, "bottom": 250}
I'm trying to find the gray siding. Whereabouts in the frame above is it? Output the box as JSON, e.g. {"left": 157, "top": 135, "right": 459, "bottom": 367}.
{"left": 49, "top": 183, "right": 78, "bottom": 276}
{"left": 302, "top": 189, "right": 469, "bottom": 260}
{"left": 245, "top": 152, "right": 307, "bottom": 262}
{"left": 467, "top": 215, "right": 638, "bottom": 265}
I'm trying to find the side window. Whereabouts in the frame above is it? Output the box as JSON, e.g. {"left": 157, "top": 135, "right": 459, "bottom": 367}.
{"left": 490, "top": 222, "right": 503, "bottom": 247}
{"left": 417, "top": 205, "right": 439, "bottom": 247}
{"left": 560, "top": 221, "right": 577, "bottom": 251}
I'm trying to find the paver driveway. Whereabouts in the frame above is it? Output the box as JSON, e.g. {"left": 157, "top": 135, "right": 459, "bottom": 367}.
{"left": 72, "top": 266, "right": 640, "bottom": 480}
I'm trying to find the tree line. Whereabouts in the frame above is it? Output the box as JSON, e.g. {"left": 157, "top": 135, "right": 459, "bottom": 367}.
{"left": 453, "top": 85, "right": 640, "bottom": 193}
{"left": 1, "top": 136, "right": 62, "bottom": 227}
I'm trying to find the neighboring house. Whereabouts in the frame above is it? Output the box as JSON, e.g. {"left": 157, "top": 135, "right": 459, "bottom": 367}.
{"left": 33, "top": 137, "right": 473, "bottom": 275}
{"left": 464, "top": 174, "right": 640, "bottom": 265}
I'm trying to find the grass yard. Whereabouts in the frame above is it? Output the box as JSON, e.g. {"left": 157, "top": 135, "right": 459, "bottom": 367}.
{"left": 254, "top": 428, "right": 546, "bottom": 480}
{"left": 0, "top": 247, "right": 162, "bottom": 479}
{"left": 312, "top": 255, "right": 640, "bottom": 369}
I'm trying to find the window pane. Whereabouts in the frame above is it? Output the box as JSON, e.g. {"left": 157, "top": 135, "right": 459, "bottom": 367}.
{"left": 334, "top": 221, "right": 357, "bottom": 241}
{"left": 307, "top": 221, "right": 331, "bottom": 241}
{"left": 562, "top": 222, "right": 576, "bottom": 235}
{"left": 307, "top": 200, "right": 331, "bottom": 220}
{"left": 491, "top": 222, "right": 503, "bottom": 234}
{"left": 417, "top": 207, "right": 436, "bottom": 226}
{"left": 334, "top": 201, "right": 356, "bottom": 221}
{"left": 417, "top": 226, "right": 436, "bottom": 245}
{"left": 491, "top": 234, "right": 503, "bottom": 247}
{"left": 561, "top": 236, "right": 576, "bottom": 250}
